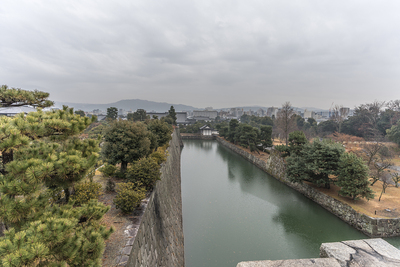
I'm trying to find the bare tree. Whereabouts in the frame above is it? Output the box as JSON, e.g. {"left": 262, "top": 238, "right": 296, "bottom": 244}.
{"left": 357, "top": 140, "right": 394, "bottom": 186}
{"left": 330, "top": 104, "right": 349, "bottom": 133}
{"left": 378, "top": 173, "right": 392, "bottom": 201}
{"left": 276, "top": 102, "right": 296, "bottom": 146}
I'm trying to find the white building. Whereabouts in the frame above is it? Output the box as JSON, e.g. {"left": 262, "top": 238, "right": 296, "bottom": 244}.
{"left": 303, "top": 110, "right": 315, "bottom": 119}
{"left": 199, "top": 125, "right": 218, "bottom": 136}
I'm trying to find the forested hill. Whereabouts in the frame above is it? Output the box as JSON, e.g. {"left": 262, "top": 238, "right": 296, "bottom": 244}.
{"left": 54, "top": 99, "right": 198, "bottom": 112}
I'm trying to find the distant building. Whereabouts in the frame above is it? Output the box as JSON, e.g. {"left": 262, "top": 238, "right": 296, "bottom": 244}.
{"left": 266, "top": 107, "right": 279, "bottom": 118}
{"left": 199, "top": 125, "right": 218, "bottom": 136}
{"left": 118, "top": 109, "right": 126, "bottom": 116}
{"left": 256, "top": 108, "right": 266, "bottom": 117}
{"left": 229, "top": 108, "right": 244, "bottom": 118}
{"left": 193, "top": 110, "right": 218, "bottom": 120}
{"left": 146, "top": 111, "right": 188, "bottom": 124}
{"left": 303, "top": 110, "right": 315, "bottom": 119}
{"left": 0, "top": 106, "right": 37, "bottom": 117}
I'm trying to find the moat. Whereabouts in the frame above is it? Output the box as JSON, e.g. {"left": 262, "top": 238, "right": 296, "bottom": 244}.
{"left": 181, "top": 139, "right": 400, "bottom": 267}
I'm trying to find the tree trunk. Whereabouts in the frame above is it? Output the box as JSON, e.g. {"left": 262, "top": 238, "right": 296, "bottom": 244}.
{"left": 121, "top": 161, "right": 128, "bottom": 173}
{"left": 64, "top": 187, "right": 70, "bottom": 203}
{"left": 1, "top": 149, "right": 13, "bottom": 175}
{"left": 325, "top": 181, "right": 330, "bottom": 189}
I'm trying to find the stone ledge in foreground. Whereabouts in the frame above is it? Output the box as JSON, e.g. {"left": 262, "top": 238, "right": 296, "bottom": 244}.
{"left": 237, "top": 238, "right": 400, "bottom": 267}
{"left": 236, "top": 258, "right": 341, "bottom": 267}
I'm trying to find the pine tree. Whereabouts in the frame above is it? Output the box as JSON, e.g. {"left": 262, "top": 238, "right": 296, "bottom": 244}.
{"left": 102, "top": 120, "right": 151, "bottom": 173}
{"left": 0, "top": 87, "right": 113, "bottom": 266}
{"left": 106, "top": 107, "right": 118, "bottom": 120}
{"left": 336, "top": 152, "right": 375, "bottom": 200}
{"left": 0, "top": 85, "right": 54, "bottom": 108}
{"left": 286, "top": 139, "right": 345, "bottom": 189}
{"left": 167, "top": 105, "right": 177, "bottom": 125}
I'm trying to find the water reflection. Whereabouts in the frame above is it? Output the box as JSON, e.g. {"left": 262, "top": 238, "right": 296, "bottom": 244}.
{"left": 182, "top": 140, "right": 396, "bottom": 267}
{"left": 183, "top": 139, "right": 214, "bottom": 151}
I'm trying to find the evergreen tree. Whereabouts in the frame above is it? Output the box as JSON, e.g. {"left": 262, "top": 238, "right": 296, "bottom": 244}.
{"left": 74, "top": 109, "right": 85, "bottom": 117}
{"left": 286, "top": 139, "right": 345, "bottom": 188}
{"left": 0, "top": 85, "right": 53, "bottom": 108}
{"left": 336, "top": 153, "right": 374, "bottom": 200}
{"left": 167, "top": 106, "right": 177, "bottom": 125}
{"left": 146, "top": 119, "right": 172, "bottom": 148}
{"left": 106, "top": 107, "right": 118, "bottom": 120}
{"left": 288, "top": 130, "right": 308, "bottom": 155}
{"left": 386, "top": 119, "right": 400, "bottom": 146}
{"left": 260, "top": 125, "right": 273, "bottom": 148}
{"left": 102, "top": 120, "right": 151, "bottom": 173}
{"left": 0, "top": 88, "right": 113, "bottom": 266}
{"left": 127, "top": 109, "right": 149, "bottom": 121}
{"left": 228, "top": 119, "right": 239, "bottom": 143}
{"left": 126, "top": 157, "right": 161, "bottom": 190}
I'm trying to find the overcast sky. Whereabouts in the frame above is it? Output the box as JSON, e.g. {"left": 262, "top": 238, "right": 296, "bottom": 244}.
{"left": 1, "top": 1, "right": 400, "bottom": 109}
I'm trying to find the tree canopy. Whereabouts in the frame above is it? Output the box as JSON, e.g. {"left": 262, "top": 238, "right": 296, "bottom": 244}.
{"left": 386, "top": 119, "right": 400, "bottom": 146}
{"left": 102, "top": 120, "right": 151, "bottom": 172}
{"left": 336, "top": 153, "right": 374, "bottom": 200}
{"left": 286, "top": 139, "right": 345, "bottom": 188}
{"left": 127, "top": 109, "right": 149, "bottom": 122}
{"left": 106, "top": 107, "right": 118, "bottom": 120}
{"left": 0, "top": 88, "right": 112, "bottom": 266}
{"left": 276, "top": 102, "right": 296, "bottom": 146}
{"left": 167, "top": 106, "right": 177, "bottom": 125}
{"left": 0, "top": 85, "right": 54, "bottom": 108}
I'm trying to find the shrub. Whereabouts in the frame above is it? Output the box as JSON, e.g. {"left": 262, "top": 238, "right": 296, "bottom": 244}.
{"left": 114, "top": 182, "right": 146, "bottom": 213}
{"left": 150, "top": 147, "right": 167, "bottom": 164}
{"left": 98, "top": 163, "right": 117, "bottom": 177}
{"left": 71, "top": 181, "right": 102, "bottom": 206}
{"left": 274, "top": 144, "right": 290, "bottom": 157}
{"left": 126, "top": 157, "right": 161, "bottom": 190}
{"left": 106, "top": 178, "right": 116, "bottom": 192}
{"left": 336, "top": 152, "right": 375, "bottom": 200}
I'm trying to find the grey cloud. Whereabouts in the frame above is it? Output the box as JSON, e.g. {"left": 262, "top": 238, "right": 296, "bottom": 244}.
{"left": 1, "top": 0, "right": 400, "bottom": 108}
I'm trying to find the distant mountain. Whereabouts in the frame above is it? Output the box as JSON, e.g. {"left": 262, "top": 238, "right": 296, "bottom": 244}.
{"left": 54, "top": 99, "right": 198, "bottom": 113}
{"left": 218, "top": 106, "right": 328, "bottom": 112}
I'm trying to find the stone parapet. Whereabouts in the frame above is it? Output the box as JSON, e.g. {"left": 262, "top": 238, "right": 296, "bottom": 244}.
{"left": 237, "top": 239, "right": 400, "bottom": 267}
{"left": 320, "top": 238, "right": 400, "bottom": 266}
{"left": 237, "top": 258, "right": 341, "bottom": 267}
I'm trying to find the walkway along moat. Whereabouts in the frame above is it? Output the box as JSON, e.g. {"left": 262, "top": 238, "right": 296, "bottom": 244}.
{"left": 181, "top": 139, "right": 400, "bottom": 267}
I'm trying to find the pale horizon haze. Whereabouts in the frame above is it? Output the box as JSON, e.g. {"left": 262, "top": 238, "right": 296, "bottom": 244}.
{"left": 1, "top": 0, "right": 400, "bottom": 109}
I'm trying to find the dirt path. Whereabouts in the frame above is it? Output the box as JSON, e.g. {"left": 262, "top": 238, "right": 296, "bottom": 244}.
{"left": 94, "top": 174, "right": 132, "bottom": 267}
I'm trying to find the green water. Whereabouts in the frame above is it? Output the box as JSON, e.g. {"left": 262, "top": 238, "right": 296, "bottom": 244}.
{"left": 181, "top": 140, "right": 400, "bottom": 267}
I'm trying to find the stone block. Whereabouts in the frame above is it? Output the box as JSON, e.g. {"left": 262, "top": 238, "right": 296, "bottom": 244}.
{"left": 236, "top": 258, "right": 341, "bottom": 267}
{"left": 122, "top": 245, "right": 132, "bottom": 255}
{"left": 321, "top": 238, "right": 400, "bottom": 267}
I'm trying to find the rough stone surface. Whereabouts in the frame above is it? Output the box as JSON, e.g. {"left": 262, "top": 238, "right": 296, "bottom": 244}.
{"left": 216, "top": 137, "right": 400, "bottom": 237}
{"left": 126, "top": 129, "right": 185, "bottom": 267}
{"left": 236, "top": 258, "right": 341, "bottom": 267}
{"left": 320, "top": 239, "right": 400, "bottom": 267}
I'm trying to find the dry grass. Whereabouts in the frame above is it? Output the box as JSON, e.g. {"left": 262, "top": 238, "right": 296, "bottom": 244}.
{"left": 307, "top": 182, "right": 400, "bottom": 218}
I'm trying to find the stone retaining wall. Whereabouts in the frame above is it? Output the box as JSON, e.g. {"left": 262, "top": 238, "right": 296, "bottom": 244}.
{"left": 216, "top": 137, "right": 400, "bottom": 237}
{"left": 126, "top": 129, "right": 185, "bottom": 266}
{"left": 180, "top": 133, "right": 216, "bottom": 140}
